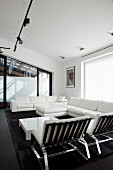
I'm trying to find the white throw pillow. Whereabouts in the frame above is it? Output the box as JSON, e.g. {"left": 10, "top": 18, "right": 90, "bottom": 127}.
{"left": 57, "top": 96, "right": 65, "bottom": 102}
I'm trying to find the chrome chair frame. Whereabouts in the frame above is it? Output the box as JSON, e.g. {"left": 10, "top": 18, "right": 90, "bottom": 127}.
{"left": 31, "top": 116, "right": 91, "bottom": 170}
{"left": 87, "top": 114, "right": 113, "bottom": 155}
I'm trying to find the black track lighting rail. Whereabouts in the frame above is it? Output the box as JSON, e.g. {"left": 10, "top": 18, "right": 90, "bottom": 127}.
{"left": 14, "top": 0, "right": 33, "bottom": 52}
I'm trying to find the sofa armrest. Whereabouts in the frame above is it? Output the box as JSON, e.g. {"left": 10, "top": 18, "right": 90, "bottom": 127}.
{"left": 10, "top": 100, "right": 17, "bottom": 112}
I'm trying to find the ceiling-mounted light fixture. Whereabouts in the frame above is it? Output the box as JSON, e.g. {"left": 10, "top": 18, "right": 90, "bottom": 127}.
{"left": 107, "top": 28, "right": 113, "bottom": 36}
{"left": 14, "top": 0, "right": 33, "bottom": 52}
{"left": 17, "top": 37, "right": 23, "bottom": 44}
{"left": 23, "top": 18, "right": 30, "bottom": 27}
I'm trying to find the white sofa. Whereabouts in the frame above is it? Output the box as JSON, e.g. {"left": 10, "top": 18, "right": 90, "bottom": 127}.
{"left": 10, "top": 96, "right": 67, "bottom": 112}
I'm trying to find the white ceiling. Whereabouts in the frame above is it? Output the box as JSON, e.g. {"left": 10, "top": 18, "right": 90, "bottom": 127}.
{"left": 0, "top": 0, "right": 113, "bottom": 62}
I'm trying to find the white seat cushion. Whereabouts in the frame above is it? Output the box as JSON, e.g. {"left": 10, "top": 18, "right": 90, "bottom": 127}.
{"left": 67, "top": 105, "right": 84, "bottom": 115}
{"left": 67, "top": 105, "right": 100, "bottom": 118}
{"left": 97, "top": 100, "right": 113, "bottom": 113}
{"left": 83, "top": 110, "right": 100, "bottom": 118}
{"left": 17, "top": 103, "right": 34, "bottom": 109}
{"left": 36, "top": 104, "right": 67, "bottom": 114}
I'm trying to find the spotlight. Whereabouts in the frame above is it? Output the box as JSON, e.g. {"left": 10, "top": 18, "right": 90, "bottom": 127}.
{"left": 23, "top": 18, "right": 30, "bottom": 27}
{"left": 17, "top": 37, "right": 23, "bottom": 44}
{"left": 19, "top": 39, "right": 23, "bottom": 44}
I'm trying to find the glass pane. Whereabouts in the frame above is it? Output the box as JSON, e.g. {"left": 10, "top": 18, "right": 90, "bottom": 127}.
{"left": 0, "top": 77, "right": 3, "bottom": 102}
{"left": 0, "top": 57, "right": 4, "bottom": 102}
{"left": 6, "top": 57, "right": 37, "bottom": 101}
{"left": 39, "top": 71, "right": 49, "bottom": 96}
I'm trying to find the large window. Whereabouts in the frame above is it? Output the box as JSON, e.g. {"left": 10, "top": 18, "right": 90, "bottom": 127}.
{"left": 83, "top": 54, "right": 113, "bottom": 101}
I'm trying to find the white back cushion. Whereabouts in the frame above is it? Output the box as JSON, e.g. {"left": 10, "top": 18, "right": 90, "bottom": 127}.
{"left": 68, "top": 97, "right": 81, "bottom": 107}
{"left": 97, "top": 100, "right": 113, "bottom": 112}
{"left": 16, "top": 97, "right": 30, "bottom": 103}
{"left": 30, "top": 96, "right": 46, "bottom": 103}
{"left": 46, "top": 96, "right": 57, "bottom": 102}
{"left": 79, "top": 99, "right": 99, "bottom": 111}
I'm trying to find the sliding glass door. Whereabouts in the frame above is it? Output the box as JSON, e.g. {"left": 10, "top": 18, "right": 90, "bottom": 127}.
{"left": 0, "top": 55, "right": 52, "bottom": 108}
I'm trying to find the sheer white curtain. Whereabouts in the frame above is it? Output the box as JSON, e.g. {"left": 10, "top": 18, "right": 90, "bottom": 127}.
{"left": 84, "top": 54, "right": 113, "bottom": 101}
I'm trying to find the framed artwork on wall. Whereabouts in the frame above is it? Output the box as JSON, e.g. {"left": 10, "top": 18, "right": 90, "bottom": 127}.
{"left": 66, "top": 66, "right": 75, "bottom": 88}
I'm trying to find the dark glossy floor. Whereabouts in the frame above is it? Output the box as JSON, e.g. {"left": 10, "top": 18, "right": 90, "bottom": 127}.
{"left": 1, "top": 109, "right": 113, "bottom": 170}
{"left": 0, "top": 109, "right": 20, "bottom": 170}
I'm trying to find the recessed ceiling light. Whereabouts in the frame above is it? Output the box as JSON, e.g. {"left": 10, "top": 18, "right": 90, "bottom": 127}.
{"left": 59, "top": 56, "right": 65, "bottom": 59}
{"left": 107, "top": 28, "right": 113, "bottom": 36}
{"left": 80, "top": 47, "right": 84, "bottom": 51}
{"left": 75, "top": 46, "right": 85, "bottom": 51}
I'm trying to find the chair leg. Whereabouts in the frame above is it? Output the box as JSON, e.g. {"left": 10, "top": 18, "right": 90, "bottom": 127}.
{"left": 91, "top": 135, "right": 101, "bottom": 155}
{"left": 31, "top": 145, "right": 45, "bottom": 170}
{"left": 68, "top": 142, "right": 88, "bottom": 160}
{"left": 79, "top": 138, "right": 91, "bottom": 159}
{"left": 42, "top": 147, "right": 49, "bottom": 170}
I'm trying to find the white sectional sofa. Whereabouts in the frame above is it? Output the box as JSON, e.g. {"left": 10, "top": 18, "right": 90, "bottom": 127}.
{"left": 10, "top": 96, "right": 67, "bottom": 112}
{"left": 10, "top": 96, "right": 113, "bottom": 120}
{"left": 35, "top": 97, "right": 113, "bottom": 118}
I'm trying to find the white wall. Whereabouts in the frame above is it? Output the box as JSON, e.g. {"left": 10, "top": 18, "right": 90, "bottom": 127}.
{"left": 0, "top": 38, "right": 63, "bottom": 96}
{"left": 62, "top": 46, "right": 113, "bottom": 99}
{"left": 1, "top": 38, "right": 113, "bottom": 99}
{"left": 62, "top": 57, "right": 82, "bottom": 99}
